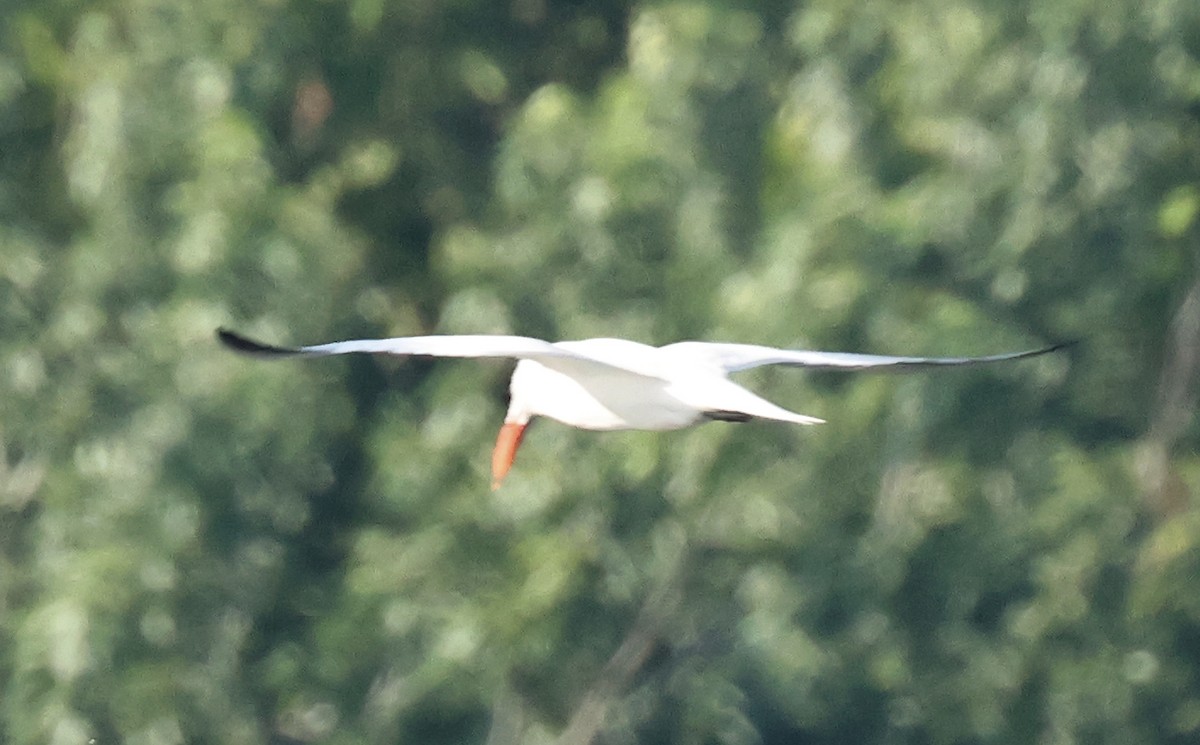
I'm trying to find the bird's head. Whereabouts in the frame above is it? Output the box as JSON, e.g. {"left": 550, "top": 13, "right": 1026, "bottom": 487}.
{"left": 492, "top": 365, "right": 536, "bottom": 489}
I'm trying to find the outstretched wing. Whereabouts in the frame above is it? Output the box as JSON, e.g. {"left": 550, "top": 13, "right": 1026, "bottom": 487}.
{"left": 661, "top": 340, "right": 1073, "bottom": 374}
{"left": 216, "top": 328, "right": 669, "bottom": 381}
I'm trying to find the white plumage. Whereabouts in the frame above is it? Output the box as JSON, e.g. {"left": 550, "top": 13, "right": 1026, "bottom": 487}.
{"left": 218, "top": 328, "right": 1069, "bottom": 487}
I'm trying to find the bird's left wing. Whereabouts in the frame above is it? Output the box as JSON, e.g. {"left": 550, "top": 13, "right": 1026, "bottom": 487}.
{"left": 661, "top": 340, "right": 1073, "bottom": 374}
{"left": 217, "top": 328, "right": 669, "bottom": 380}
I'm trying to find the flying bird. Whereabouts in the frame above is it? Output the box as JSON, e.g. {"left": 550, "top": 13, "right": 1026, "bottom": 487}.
{"left": 217, "top": 328, "right": 1070, "bottom": 488}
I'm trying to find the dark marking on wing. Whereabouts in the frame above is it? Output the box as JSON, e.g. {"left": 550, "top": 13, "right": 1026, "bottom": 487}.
{"left": 217, "top": 328, "right": 306, "bottom": 356}
{"left": 704, "top": 410, "right": 754, "bottom": 423}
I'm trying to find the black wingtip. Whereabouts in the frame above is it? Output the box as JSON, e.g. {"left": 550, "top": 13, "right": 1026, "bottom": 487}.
{"left": 1009, "top": 339, "right": 1078, "bottom": 362}
{"left": 216, "top": 328, "right": 302, "bottom": 356}
{"left": 1044, "top": 340, "right": 1079, "bottom": 355}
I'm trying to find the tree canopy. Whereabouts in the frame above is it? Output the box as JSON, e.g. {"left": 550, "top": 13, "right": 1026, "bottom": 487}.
{"left": 3, "top": 0, "right": 1200, "bottom": 743}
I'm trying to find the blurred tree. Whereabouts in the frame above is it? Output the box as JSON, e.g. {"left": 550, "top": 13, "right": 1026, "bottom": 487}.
{"left": 2, "top": 0, "right": 1200, "bottom": 743}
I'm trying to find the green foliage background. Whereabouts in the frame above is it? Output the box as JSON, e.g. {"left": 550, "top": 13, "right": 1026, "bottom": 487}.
{"left": 3, "top": 0, "right": 1200, "bottom": 743}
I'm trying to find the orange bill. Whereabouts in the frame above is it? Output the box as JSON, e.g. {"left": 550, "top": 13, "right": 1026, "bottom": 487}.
{"left": 491, "top": 422, "right": 527, "bottom": 490}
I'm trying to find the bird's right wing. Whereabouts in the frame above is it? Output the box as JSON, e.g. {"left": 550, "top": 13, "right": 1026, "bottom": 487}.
{"left": 216, "top": 328, "right": 670, "bottom": 381}
{"left": 661, "top": 340, "right": 1073, "bottom": 374}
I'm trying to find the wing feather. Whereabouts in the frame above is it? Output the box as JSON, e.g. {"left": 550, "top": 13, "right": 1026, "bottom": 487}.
{"left": 216, "top": 328, "right": 669, "bottom": 381}
{"left": 662, "top": 340, "right": 1073, "bottom": 373}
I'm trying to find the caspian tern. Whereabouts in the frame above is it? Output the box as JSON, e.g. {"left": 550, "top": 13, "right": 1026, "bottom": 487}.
{"left": 217, "top": 328, "right": 1069, "bottom": 488}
